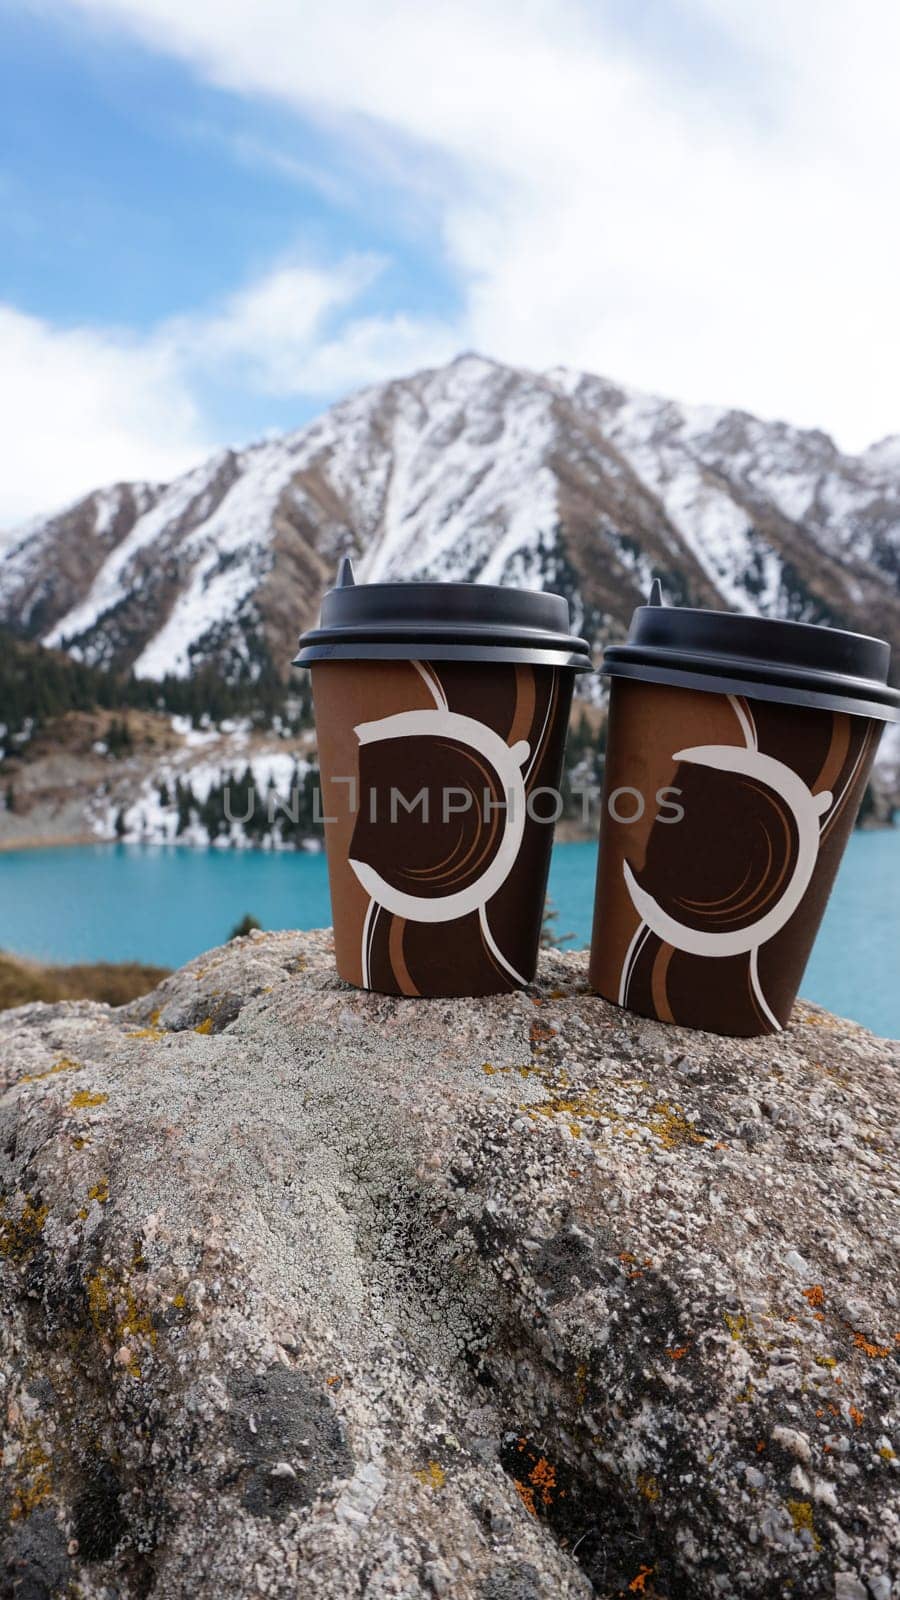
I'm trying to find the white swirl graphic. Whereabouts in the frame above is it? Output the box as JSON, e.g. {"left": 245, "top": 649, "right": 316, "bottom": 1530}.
{"left": 623, "top": 743, "right": 832, "bottom": 957}
{"left": 349, "top": 707, "right": 531, "bottom": 924}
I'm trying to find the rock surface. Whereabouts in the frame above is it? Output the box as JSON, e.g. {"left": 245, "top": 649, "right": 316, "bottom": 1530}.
{"left": 1, "top": 930, "right": 897, "bottom": 1600}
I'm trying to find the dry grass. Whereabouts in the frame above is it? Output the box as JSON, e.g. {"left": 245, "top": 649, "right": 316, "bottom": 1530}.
{"left": 0, "top": 952, "right": 170, "bottom": 1013}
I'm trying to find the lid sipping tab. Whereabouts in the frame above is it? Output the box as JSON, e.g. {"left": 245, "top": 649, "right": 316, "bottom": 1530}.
{"left": 647, "top": 577, "right": 664, "bottom": 607}
{"left": 336, "top": 555, "right": 356, "bottom": 587}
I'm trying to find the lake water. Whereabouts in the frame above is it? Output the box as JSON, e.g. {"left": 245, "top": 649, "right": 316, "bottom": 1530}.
{"left": 0, "top": 832, "right": 897, "bottom": 1037}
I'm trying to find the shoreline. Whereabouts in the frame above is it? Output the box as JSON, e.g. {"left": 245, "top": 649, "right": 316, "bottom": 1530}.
{"left": 0, "top": 817, "right": 893, "bottom": 856}
{"left": 0, "top": 830, "right": 101, "bottom": 853}
{"left": 0, "top": 827, "right": 599, "bottom": 855}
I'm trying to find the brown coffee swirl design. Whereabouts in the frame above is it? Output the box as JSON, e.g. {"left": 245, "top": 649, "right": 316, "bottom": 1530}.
{"left": 590, "top": 681, "right": 881, "bottom": 1036}
{"left": 312, "top": 659, "right": 572, "bottom": 997}
{"left": 349, "top": 735, "right": 506, "bottom": 899}
{"left": 633, "top": 762, "right": 800, "bottom": 936}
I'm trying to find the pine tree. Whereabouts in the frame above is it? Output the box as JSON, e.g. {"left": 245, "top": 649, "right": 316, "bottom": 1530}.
{"left": 106, "top": 717, "right": 134, "bottom": 758}
{"left": 175, "top": 778, "right": 196, "bottom": 837}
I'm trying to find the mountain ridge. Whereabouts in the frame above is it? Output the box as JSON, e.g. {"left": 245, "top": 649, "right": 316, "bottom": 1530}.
{"left": 2, "top": 353, "right": 899, "bottom": 687}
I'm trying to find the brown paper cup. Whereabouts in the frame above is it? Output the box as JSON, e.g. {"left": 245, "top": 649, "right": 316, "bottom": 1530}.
{"left": 589, "top": 678, "right": 882, "bottom": 1036}
{"left": 312, "top": 658, "right": 574, "bottom": 996}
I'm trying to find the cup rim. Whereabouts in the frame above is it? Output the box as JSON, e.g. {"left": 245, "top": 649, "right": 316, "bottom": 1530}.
{"left": 602, "top": 654, "right": 900, "bottom": 721}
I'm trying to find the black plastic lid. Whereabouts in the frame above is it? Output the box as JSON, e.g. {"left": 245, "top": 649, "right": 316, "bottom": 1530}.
{"left": 604, "top": 580, "right": 899, "bottom": 721}
{"left": 293, "top": 558, "right": 592, "bottom": 671}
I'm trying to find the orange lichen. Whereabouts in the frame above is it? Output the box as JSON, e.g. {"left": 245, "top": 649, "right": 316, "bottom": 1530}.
{"left": 414, "top": 1461, "right": 446, "bottom": 1490}
{"left": 647, "top": 1101, "right": 706, "bottom": 1150}
{"left": 21, "top": 1057, "right": 83, "bottom": 1084}
{"left": 666, "top": 1345, "right": 689, "bottom": 1360}
{"left": 119, "top": 1287, "right": 156, "bottom": 1347}
{"left": 70, "top": 1090, "right": 108, "bottom": 1109}
{"left": 88, "top": 1178, "right": 109, "bottom": 1205}
{"left": 87, "top": 1266, "right": 156, "bottom": 1377}
{"left": 194, "top": 1017, "right": 214, "bottom": 1035}
{"left": 724, "top": 1312, "right": 749, "bottom": 1341}
{"left": 629, "top": 1567, "right": 654, "bottom": 1593}
{"left": 787, "top": 1500, "right": 820, "bottom": 1549}
{"left": 0, "top": 1196, "right": 48, "bottom": 1260}
{"left": 527, "top": 1090, "right": 606, "bottom": 1123}
{"left": 326, "top": 1373, "right": 342, "bottom": 1387}
{"left": 88, "top": 1266, "right": 112, "bottom": 1314}
{"left": 803, "top": 1285, "right": 825, "bottom": 1307}
{"left": 849, "top": 1404, "right": 864, "bottom": 1427}
{"left": 853, "top": 1331, "right": 891, "bottom": 1358}
{"left": 529, "top": 1021, "right": 556, "bottom": 1044}
{"left": 9, "top": 1427, "right": 52, "bottom": 1521}
{"left": 513, "top": 1479, "right": 537, "bottom": 1516}
{"left": 637, "top": 1472, "right": 660, "bottom": 1503}
{"left": 528, "top": 1456, "right": 557, "bottom": 1507}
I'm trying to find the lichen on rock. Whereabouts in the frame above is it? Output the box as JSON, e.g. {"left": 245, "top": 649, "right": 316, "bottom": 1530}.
{"left": 0, "top": 929, "right": 898, "bottom": 1598}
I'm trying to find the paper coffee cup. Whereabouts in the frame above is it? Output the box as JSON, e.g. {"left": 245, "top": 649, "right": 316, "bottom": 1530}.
{"left": 589, "top": 587, "right": 899, "bottom": 1036}
{"left": 294, "top": 561, "right": 591, "bottom": 997}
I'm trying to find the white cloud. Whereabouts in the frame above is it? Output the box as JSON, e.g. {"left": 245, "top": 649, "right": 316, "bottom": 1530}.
{"left": 0, "top": 254, "right": 453, "bottom": 524}
{"left": 4, "top": 0, "right": 899, "bottom": 527}
{"left": 168, "top": 250, "right": 458, "bottom": 397}
{"left": 284, "top": 310, "right": 458, "bottom": 394}
{"left": 183, "top": 121, "right": 354, "bottom": 206}
{"left": 36, "top": 0, "right": 900, "bottom": 450}
{"left": 0, "top": 305, "right": 209, "bottom": 527}
{"left": 162, "top": 255, "right": 383, "bottom": 392}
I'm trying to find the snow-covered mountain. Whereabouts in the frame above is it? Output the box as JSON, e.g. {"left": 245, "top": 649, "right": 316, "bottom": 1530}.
{"left": 2, "top": 353, "right": 899, "bottom": 682}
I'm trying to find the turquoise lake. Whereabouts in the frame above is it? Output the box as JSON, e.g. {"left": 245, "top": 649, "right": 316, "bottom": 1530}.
{"left": 0, "top": 832, "right": 897, "bottom": 1036}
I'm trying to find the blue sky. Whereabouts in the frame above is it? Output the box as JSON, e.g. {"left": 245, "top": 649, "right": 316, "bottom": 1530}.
{"left": 0, "top": 4, "right": 461, "bottom": 446}
{"left": 1, "top": 0, "right": 898, "bottom": 522}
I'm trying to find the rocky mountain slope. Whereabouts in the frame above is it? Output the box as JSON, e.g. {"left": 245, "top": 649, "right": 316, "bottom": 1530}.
{"left": 2, "top": 356, "right": 899, "bottom": 845}
{"left": 1, "top": 932, "right": 898, "bottom": 1598}
{"left": 2, "top": 355, "right": 899, "bottom": 685}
